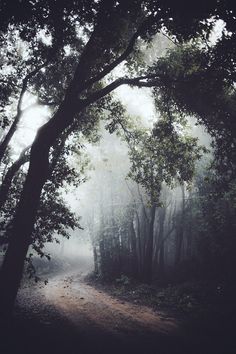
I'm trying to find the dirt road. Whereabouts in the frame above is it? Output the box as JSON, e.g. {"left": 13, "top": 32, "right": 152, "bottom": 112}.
{"left": 10, "top": 269, "right": 191, "bottom": 354}
{"left": 43, "top": 272, "right": 179, "bottom": 336}
{"left": 6, "top": 269, "right": 231, "bottom": 354}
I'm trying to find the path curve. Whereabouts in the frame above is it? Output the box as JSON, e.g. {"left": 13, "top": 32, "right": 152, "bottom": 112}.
{"left": 16, "top": 270, "right": 189, "bottom": 354}
{"left": 42, "top": 271, "right": 180, "bottom": 337}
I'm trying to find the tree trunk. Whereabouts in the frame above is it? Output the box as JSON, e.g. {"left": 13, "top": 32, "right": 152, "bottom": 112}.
{"left": 93, "top": 246, "right": 99, "bottom": 274}
{"left": 143, "top": 204, "right": 156, "bottom": 283}
{"left": 0, "top": 6, "right": 143, "bottom": 316}
{"left": 0, "top": 140, "right": 50, "bottom": 315}
{"left": 0, "top": 97, "right": 79, "bottom": 316}
{"left": 135, "top": 211, "right": 143, "bottom": 276}
{"left": 0, "top": 113, "right": 22, "bottom": 165}
{"left": 175, "top": 185, "right": 185, "bottom": 265}
{"left": 139, "top": 204, "right": 148, "bottom": 276}
{"left": 129, "top": 219, "right": 138, "bottom": 277}
{"left": 0, "top": 147, "right": 29, "bottom": 210}
{"left": 0, "top": 14, "right": 104, "bottom": 313}
{"left": 186, "top": 201, "right": 193, "bottom": 259}
{"left": 157, "top": 207, "right": 166, "bottom": 278}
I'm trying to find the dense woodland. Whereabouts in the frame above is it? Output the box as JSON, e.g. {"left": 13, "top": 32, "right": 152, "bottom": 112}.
{"left": 85, "top": 128, "right": 236, "bottom": 286}
{"left": 0, "top": 0, "right": 235, "bottom": 327}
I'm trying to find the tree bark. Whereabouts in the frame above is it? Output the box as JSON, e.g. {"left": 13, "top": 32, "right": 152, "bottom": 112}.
{"left": 129, "top": 219, "right": 138, "bottom": 277}
{"left": 175, "top": 185, "right": 185, "bottom": 265}
{"left": 0, "top": 147, "right": 30, "bottom": 210}
{"left": 0, "top": 7, "right": 149, "bottom": 316}
{"left": 0, "top": 97, "right": 79, "bottom": 316}
{"left": 157, "top": 207, "right": 166, "bottom": 278}
{"left": 0, "top": 11, "right": 104, "bottom": 313}
{"left": 143, "top": 204, "right": 156, "bottom": 283}
{"left": 93, "top": 246, "right": 99, "bottom": 274}
{"left": 0, "top": 113, "right": 22, "bottom": 165}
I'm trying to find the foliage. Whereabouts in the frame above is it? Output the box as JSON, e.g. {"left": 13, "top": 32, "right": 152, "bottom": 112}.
{"left": 1, "top": 0, "right": 236, "bottom": 314}
{"left": 128, "top": 122, "right": 205, "bottom": 203}
{"left": 189, "top": 169, "right": 236, "bottom": 280}
{"left": 150, "top": 44, "right": 236, "bottom": 180}
{"left": 0, "top": 136, "right": 90, "bottom": 263}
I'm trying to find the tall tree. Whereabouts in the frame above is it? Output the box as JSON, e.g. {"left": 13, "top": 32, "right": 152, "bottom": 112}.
{"left": 0, "top": 0, "right": 235, "bottom": 316}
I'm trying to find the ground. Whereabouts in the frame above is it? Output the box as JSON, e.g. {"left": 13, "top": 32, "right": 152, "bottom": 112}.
{"left": 1, "top": 264, "right": 236, "bottom": 354}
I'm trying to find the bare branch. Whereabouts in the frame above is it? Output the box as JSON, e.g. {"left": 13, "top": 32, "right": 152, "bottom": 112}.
{"left": 160, "top": 30, "right": 180, "bottom": 47}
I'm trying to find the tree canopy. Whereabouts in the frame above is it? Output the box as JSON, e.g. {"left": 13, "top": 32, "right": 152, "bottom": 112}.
{"left": 0, "top": 0, "right": 236, "bottom": 317}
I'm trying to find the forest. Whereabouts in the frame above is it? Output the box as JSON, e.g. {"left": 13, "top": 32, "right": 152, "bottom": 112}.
{"left": 0, "top": 1, "right": 236, "bottom": 354}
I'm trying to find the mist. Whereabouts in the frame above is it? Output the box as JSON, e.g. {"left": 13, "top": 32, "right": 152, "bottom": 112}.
{"left": 0, "top": 3, "right": 236, "bottom": 354}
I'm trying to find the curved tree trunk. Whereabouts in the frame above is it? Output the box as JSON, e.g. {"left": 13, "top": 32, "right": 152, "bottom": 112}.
{"left": 0, "top": 5, "right": 147, "bottom": 317}
{"left": 0, "top": 114, "right": 22, "bottom": 165}
{"left": 0, "top": 97, "right": 79, "bottom": 316}
{"left": 0, "top": 135, "right": 50, "bottom": 316}
{"left": 0, "top": 13, "right": 102, "bottom": 314}
{"left": 0, "top": 146, "right": 30, "bottom": 210}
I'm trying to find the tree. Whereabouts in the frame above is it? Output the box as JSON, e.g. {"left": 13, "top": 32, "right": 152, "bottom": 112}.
{"left": 150, "top": 44, "right": 236, "bottom": 181}
{"left": 0, "top": 125, "right": 90, "bottom": 264}
{"left": 0, "top": 0, "right": 235, "bottom": 316}
{"left": 126, "top": 116, "right": 205, "bottom": 282}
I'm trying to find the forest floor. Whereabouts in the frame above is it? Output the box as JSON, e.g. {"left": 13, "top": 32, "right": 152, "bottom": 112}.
{"left": 1, "top": 266, "right": 236, "bottom": 354}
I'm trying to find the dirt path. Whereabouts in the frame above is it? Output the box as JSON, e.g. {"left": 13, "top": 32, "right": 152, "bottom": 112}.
{"left": 14, "top": 269, "right": 231, "bottom": 354}
{"left": 12, "top": 270, "right": 191, "bottom": 354}
{"left": 42, "top": 271, "right": 180, "bottom": 337}
{"left": 2, "top": 266, "right": 233, "bottom": 354}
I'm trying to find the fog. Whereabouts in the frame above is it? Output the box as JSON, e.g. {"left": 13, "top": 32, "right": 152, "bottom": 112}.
{"left": 39, "top": 104, "right": 212, "bottom": 280}
{"left": 1, "top": 31, "right": 213, "bottom": 280}
{"left": 38, "top": 34, "right": 213, "bottom": 277}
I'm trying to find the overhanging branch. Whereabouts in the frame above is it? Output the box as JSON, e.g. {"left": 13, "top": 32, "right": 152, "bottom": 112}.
{"left": 81, "top": 74, "right": 160, "bottom": 106}
{"left": 83, "top": 17, "right": 152, "bottom": 89}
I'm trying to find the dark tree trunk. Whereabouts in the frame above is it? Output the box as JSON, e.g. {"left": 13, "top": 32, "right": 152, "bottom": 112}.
{"left": 143, "top": 204, "right": 156, "bottom": 283}
{"left": 186, "top": 205, "right": 193, "bottom": 259}
{"left": 0, "top": 98, "right": 79, "bottom": 316}
{"left": 0, "top": 137, "right": 50, "bottom": 315}
{"left": 0, "top": 14, "right": 104, "bottom": 313}
{"left": 0, "top": 147, "right": 29, "bottom": 209}
{"left": 135, "top": 212, "right": 143, "bottom": 275}
{"left": 93, "top": 246, "right": 99, "bottom": 274}
{"left": 0, "top": 113, "right": 22, "bottom": 165}
{"left": 129, "top": 219, "right": 138, "bottom": 277}
{"left": 157, "top": 207, "right": 166, "bottom": 278}
{"left": 139, "top": 204, "right": 148, "bottom": 276}
{"left": 0, "top": 6, "right": 144, "bottom": 316}
{"left": 175, "top": 185, "right": 185, "bottom": 265}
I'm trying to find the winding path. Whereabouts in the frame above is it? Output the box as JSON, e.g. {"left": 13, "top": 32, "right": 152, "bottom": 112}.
{"left": 42, "top": 272, "right": 179, "bottom": 337}
{"left": 15, "top": 269, "right": 190, "bottom": 354}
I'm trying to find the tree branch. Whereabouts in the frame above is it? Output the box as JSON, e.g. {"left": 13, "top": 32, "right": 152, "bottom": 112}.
{"left": 81, "top": 74, "right": 160, "bottom": 106}
{"left": 160, "top": 30, "right": 180, "bottom": 47}
{"left": 17, "top": 61, "right": 49, "bottom": 114}
{"left": 0, "top": 146, "right": 31, "bottom": 210}
{"left": 0, "top": 62, "right": 50, "bottom": 166}
{"left": 83, "top": 18, "right": 150, "bottom": 89}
